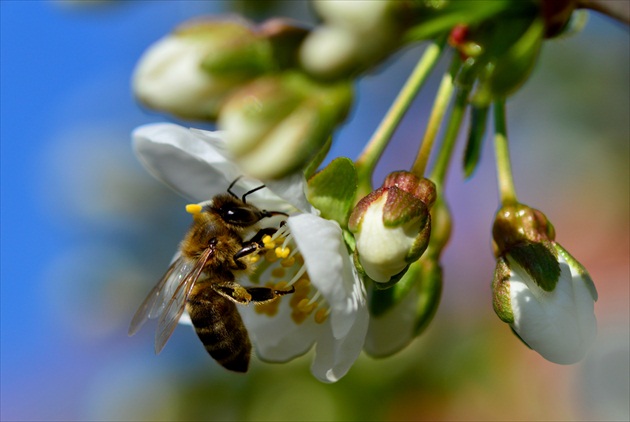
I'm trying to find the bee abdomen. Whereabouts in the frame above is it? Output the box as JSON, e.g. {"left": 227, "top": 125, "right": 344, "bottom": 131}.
{"left": 187, "top": 287, "right": 251, "bottom": 373}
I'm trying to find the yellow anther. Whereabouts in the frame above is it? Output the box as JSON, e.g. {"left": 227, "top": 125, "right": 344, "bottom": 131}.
{"left": 290, "top": 292, "right": 306, "bottom": 307}
{"left": 185, "top": 204, "right": 203, "bottom": 215}
{"left": 255, "top": 301, "right": 280, "bottom": 316}
{"left": 275, "top": 246, "right": 290, "bottom": 259}
{"left": 271, "top": 268, "right": 286, "bottom": 278}
{"left": 264, "top": 250, "right": 278, "bottom": 262}
{"left": 262, "top": 235, "right": 275, "bottom": 249}
{"left": 297, "top": 298, "right": 316, "bottom": 314}
{"left": 291, "top": 310, "right": 308, "bottom": 325}
{"left": 280, "top": 256, "right": 296, "bottom": 267}
{"left": 294, "top": 278, "right": 310, "bottom": 290}
{"left": 314, "top": 308, "right": 330, "bottom": 324}
{"left": 275, "top": 281, "right": 288, "bottom": 290}
{"left": 246, "top": 254, "right": 260, "bottom": 264}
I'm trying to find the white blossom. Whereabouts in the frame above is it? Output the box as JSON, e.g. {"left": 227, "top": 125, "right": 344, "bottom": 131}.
{"left": 132, "top": 123, "right": 368, "bottom": 382}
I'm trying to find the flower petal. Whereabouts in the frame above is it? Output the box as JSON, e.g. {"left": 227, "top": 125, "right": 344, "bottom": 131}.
{"left": 240, "top": 298, "right": 320, "bottom": 362}
{"left": 133, "top": 123, "right": 239, "bottom": 201}
{"left": 508, "top": 251, "right": 597, "bottom": 364}
{"left": 364, "top": 284, "right": 417, "bottom": 357}
{"left": 310, "top": 312, "right": 369, "bottom": 383}
{"left": 134, "top": 123, "right": 313, "bottom": 215}
{"left": 288, "top": 213, "right": 368, "bottom": 340}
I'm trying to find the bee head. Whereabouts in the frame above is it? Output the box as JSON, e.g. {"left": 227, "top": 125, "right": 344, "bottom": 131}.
{"left": 209, "top": 194, "right": 286, "bottom": 228}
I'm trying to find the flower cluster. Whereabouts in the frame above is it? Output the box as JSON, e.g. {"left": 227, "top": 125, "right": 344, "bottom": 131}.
{"left": 127, "top": 0, "right": 615, "bottom": 381}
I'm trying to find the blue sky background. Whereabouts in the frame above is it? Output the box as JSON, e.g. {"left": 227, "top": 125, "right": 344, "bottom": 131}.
{"left": 2, "top": 2, "right": 629, "bottom": 421}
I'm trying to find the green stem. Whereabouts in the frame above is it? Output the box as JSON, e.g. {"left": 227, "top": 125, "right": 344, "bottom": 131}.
{"left": 355, "top": 39, "right": 445, "bottom": 199}
{"left": 410, "top": 69, "right": 455, "bottom": 178}
{"left": 429, "top": 87, "right": 468, "bottom": 186}
{"left": 493, "top": 99, "right": 518, "bottom": 205}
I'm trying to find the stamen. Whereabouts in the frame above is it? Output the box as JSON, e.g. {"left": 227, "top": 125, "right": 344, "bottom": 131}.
{"left": 286, "top": 265, "right": 307, "bottom": 286}
{"left": 262, "top": 235, "right": 275, "bottom": 249}
{"left": 297, "top": 298, "right": 317, "bottom": 314}
{"left": 246, "top": 254, "right": 260, "bottom": 264}
{"left": 314, "top": 307, "right": 330, "bottom": 324}
{"left": 275, "top": 281, "right": 288, "bottom": 290}
{"left": 306, "top": 290, "right": 321, "bottom": 306}
{"left": 271, "top": 268, "right": 285, "bottom": 278}
{"left": 265, "top": 249, "right": 278, "bottom": 262}
{"left": 280, "top": 256, "right": 296, "bottom": 267}
{"left": 185, "top": 203, "right": 202, "bottom": 215}
{"left": 275, "top": 246, "right": 290, "bottom": 259}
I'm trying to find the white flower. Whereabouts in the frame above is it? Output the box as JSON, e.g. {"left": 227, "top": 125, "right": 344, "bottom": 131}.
{"left": 494, "top": 243, "right": 598, "bottom": 364}
{"left": 132, "top": 122, "right": 368, "bottom": 382}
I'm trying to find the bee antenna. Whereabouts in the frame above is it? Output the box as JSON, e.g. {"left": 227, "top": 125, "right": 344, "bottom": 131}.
{"left": 227, "top": 176, "right": 243, "bottom": 198}
{"left": 242, "top": 185, "right": 266, "bottom": 203}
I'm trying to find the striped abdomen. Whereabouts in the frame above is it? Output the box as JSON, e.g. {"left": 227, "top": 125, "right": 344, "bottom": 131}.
{"left": 186, "top": 284, "right": 251, "bottom": 372}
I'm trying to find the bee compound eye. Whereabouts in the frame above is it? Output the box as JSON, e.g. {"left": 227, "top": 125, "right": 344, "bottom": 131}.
{"left": 224, "top": 206, "right": 259, "bottom": 226}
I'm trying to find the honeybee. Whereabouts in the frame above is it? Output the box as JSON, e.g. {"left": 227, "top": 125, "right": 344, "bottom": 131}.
{"left": 128, "top": 180, "right": 295, "bottom": 372}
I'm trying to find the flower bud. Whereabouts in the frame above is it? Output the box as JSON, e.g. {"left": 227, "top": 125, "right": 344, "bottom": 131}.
{"left": 217, "top": 71, "right": 352, "bottom": 179}
{"left": 349, "top": 172, "right": 436, "bottom": 283}
{"left": 300, "top": 0, "right": 404, "bottom": 79}
{"left": 491, "top": 203, "right": 598, "bottom": 364}
{"left": 540, "top": 0, "right": 578, "bottom": 38}
{"left": 133, "top": 18, "right": 276, "bottom": 120}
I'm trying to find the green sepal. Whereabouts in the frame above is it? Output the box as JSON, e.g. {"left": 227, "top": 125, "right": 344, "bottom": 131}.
{"left": 509, "top": 241, "right": 560, "bottom": 292}
{"left": 472, "top": 17, "right": 544, "bottom": 105}
{"left": 303, "top": 136, "right": 332, "bottom": 180}
{"left": 404, "top": 0, "right": 516, "bottom": 42}
{"left": 306, "top": 157, "right": 357, "bottom": 229}
{"left": 510, "top": 325, "right": 532, "bottom": 349}
{"left": 463, "top": 104, "right": 488, "bottom": 178}
{"left": 367, "top": 258, "right": 442, "bottom": 336}
{"left": 406, "top": 215, "right": 431, "bottom": 263}
{"left": 555, "top": 243, "right": 598, "bottom": 301}
{"left": 368, "top": 260, "right": 420, "bottom": 316}
{"left": 412, "top": 259, "right": 442, "bottom": 337}
{"left": 492, "top": 257, "right": 514, "bottom": 323}
{"left": 201, "top": 38, "right": 275, "bottom": 77}
{"left": 382, "top": 187, "right": 429, "bottom": 228}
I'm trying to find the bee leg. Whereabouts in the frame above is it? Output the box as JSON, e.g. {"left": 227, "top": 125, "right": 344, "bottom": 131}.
{"left": 233, "top": 227, "right": 278, "bottom": 262}
{"left": 211, "top": 281, "right": 254, "bottom": 305}
{"left": 245, "top": 285, "right": 295, "bottom": 304}
{"left": 211, "top": 282, "right": 295, "bottom": 305}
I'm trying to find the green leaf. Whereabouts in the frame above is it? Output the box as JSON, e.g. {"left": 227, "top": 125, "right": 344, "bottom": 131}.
{"left": 463, "top": 104, "right": 488, "bottom": 178}
{"left": 306, "top": 157, "right": 357, "bottom": 229}
{"left": 509, "top": 241, "right": 560, "bottom": 292}
{"left": 303, "top": 136, "right": 332, "bottom": 180}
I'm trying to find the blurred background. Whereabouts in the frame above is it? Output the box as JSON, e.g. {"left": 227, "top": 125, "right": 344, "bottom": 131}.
{"left": 1, "top": 1, "right": 628, "bottom": 421}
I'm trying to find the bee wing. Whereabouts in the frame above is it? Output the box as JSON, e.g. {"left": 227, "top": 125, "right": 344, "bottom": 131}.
{"left": 154, "top": 247, "right": 213, "bottom": 354}
{"left": 128, "top": 257, "right": 194, "bottom": 337}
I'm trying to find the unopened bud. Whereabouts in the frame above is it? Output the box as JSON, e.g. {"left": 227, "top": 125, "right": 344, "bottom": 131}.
{"left": 300, "top": 0, "right": 404, "bottom": 79}
{"left": 491, "top": 202, "right": 598, "bottom": 363}
{"left": 218, "top": 71, "right": 352, "bottom": 179}
{"left": 492, "top": 242, "right": 598, "bottom": 364}
{"left": 133, "top": 18, "right": 277, "bottom": 120}
{"left": 349, "top": 172, "right": 436, "bottom": 283}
